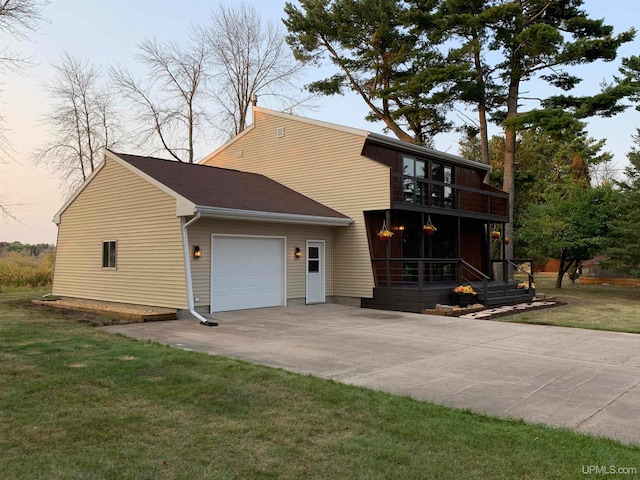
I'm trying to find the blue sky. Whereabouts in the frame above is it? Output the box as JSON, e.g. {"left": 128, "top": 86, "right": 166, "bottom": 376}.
{"left": 1, "top": 0, "right": 639, "bottom": 244}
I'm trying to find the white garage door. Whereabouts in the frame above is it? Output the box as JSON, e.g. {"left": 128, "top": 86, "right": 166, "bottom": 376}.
{"left": 211, "top": 235, "right": 285, "bottom": 312}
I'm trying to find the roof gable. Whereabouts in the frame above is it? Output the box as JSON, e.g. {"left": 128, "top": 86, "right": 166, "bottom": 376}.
{"left": 204, "top": 106, "right": 489, "bottom": 173}
{"left": 111, "top": 151, "right": 350, "bottom": 221}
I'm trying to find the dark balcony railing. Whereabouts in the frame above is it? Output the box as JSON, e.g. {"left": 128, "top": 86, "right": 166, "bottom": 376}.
{"left": 392, "top": 173, "right": 508, "bottom": 218}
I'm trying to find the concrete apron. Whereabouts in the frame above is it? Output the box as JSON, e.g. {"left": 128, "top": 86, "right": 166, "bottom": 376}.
{"left": 101, "top": 304, "right": 640, "bottom": 445}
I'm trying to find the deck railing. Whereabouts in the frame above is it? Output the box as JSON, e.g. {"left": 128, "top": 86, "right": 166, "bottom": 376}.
{"left": 371, "top": 258, "right": 488, "bottom": 288}
{"left": 371, "top": 258, "right": 539, "bottom": 307}
{"left": 392, "top": 173, "right": 508, "bottom": 218}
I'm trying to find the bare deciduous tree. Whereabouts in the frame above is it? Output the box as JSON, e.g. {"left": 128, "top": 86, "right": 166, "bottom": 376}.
{"left": 34, "top": 52, "right": 123, "bottom": 192}
{"left": 0, "top": 0, "right": 43, "bottom": 71}
{"left": 202, "top": 1, "right": 306, "bottom": 137}
{"left": 110, "top": 36, "right": 209, "bottom": 163}
{"left": 1, "top": 0, "right": 44, "bottom": 219}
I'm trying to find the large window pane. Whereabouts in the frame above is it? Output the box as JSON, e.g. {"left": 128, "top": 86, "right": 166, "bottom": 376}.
{"left": 444, "top": 186, "right": 454, "bottom": 208}
{"left": 432, "top": 162, "right": 443, "bottom": 182}
{"left": 417, "top": 181, "right": 426, "bottom": 205}
{"left": 403, "top": 179, "right": 417, "bottom": 203}
{"left": 444, "top": 166, "right": 453, "bottom": 184}
{"left": 432, "top": 185, "right": 444, "bottom": 207}
{"left": 415, "top": 160, "right": 426, "bottom": 178}
{"left": 403, "top": 157, "right": 415, "bottom": 177}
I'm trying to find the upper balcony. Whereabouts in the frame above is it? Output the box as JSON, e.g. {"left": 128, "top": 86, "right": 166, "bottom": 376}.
{"left": 391, "top": 172, "right": 508, "bottom": 221}
{"left": 362, "top": 138, "right": 509, "bottom": 222}
{"left": 390, "top": 152, "right": 508, "bottom": 222}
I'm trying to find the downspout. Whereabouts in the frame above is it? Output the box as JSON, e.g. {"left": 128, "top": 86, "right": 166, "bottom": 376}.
{"left": 181, "top": 212, "right": 218, "bottom": 326}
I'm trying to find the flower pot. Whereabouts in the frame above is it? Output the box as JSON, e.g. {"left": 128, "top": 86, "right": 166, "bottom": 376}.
{"left": 458, "top": 293, "right": 471, "bottom": 307}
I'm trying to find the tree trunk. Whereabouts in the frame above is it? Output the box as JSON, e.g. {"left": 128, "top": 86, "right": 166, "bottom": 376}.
{"left": 472, "top": 40, "right": 490, "bottom": 165}
{"left": 555, "top": 257, "right": 565, "bottom": 289}
{"left": 502, "top": 78, "right": 519, "bottom": 268}
{"left": 555, "top": 252, "right": 575, "bottom": 289}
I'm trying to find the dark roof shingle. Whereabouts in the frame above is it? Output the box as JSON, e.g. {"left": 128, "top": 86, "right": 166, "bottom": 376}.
{"left": 111, "top": 151, "right": 349, "bottom": 220}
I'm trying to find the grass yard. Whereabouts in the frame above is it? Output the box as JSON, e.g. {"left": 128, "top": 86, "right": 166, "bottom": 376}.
{"left": 504, "top": 274, "right": 640, "bottom": 334}
{"left": 2, "top": 291, "right": 640, "bottom": 479}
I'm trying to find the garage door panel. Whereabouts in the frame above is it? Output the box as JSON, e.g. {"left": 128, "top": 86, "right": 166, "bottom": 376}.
{"left": 211, "top": 236, "right": 285, "bottom": 312}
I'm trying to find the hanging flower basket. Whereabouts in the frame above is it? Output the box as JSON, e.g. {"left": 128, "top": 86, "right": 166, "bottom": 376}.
{"left": 378, "top": 221, "right": 393, "bottom": 241}
{"left": 491, "top": 230, "right": 501, "bottom": 240}
{"left": 504, "top": 237, "right": 511, "bottom": 245}
{"left": 423, "top": 215, "right": 437, "bottom": 236}
{"left": 423, "top": 224, "right": 437, "bottom": 236}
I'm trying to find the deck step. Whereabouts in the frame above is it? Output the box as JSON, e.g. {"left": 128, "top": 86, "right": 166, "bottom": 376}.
{"left": 363, "top": 282, "right": 535, "bottom": 313}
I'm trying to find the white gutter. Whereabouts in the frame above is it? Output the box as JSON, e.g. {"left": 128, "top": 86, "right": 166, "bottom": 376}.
{"left": 181, "top": 212, "right": 217, "bottom": 326}
{"left": 195, "top": 206, "right": 353, "bottom": 226}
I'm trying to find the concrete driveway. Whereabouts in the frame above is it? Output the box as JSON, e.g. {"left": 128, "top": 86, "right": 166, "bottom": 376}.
{"left": 101, "top": 304, "right": 640, "bottom": 445}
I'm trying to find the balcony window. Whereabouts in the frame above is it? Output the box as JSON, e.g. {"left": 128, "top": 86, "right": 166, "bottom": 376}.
{"left": 401, "top": 157, "right": 455, "bottom": 208}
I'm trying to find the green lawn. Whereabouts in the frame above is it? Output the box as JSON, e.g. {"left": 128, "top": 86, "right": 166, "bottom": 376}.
{"left": 2, "top": 291, "right": 640, "bottom": 479}
{"left": 504, "top": 274, "right": 640, "bottom": 334}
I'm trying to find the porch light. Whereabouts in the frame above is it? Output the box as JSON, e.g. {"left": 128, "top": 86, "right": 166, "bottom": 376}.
{"left": 397, "top": 225, "right": 405, "bottom": 232}
{"left": 194, "top": 245, "right": 201, "bottom": 259}
{"left": 295, "top": 247, "right": 302, "bottom": 259}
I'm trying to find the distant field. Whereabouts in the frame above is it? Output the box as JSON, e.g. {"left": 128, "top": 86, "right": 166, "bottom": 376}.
{"left": 0, "top": 251, "right": 54, "bottom": 291}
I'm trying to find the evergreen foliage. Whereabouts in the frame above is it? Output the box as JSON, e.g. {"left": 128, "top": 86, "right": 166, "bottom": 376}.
{"left": 602, "top": 130, "right": 640, "bottom": 277}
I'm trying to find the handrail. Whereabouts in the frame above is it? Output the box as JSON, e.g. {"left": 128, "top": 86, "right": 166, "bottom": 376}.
{"left": 459, "top": 259, "right": 489, "bottom": 281}
{"left": 459, "top": 259, "right": 489, "bottom": 307}
{"left": 506, "top": 259, "right": 534, "bottom": 285}
{"left": 491, "top": 259, "right": 534, "bottom": 286}
{"left": 392, "top": 172, "right": 509, "bottom": 199}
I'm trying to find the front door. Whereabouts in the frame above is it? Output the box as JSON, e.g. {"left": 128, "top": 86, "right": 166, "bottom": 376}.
{"left": 306, "top": 240, "right": 325, "bottom": 304}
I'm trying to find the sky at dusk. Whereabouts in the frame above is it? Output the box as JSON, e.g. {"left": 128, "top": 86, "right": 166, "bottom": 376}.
{"left": 1, "top": 0, "right": 639, "bottom": 245}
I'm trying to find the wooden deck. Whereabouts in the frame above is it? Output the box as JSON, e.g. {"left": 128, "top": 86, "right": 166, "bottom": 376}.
{"left": 362, "top": 281, "right": 535, "bottom": 313}
{"left": 32, "top": 298, "right": 177, "bottom": 322}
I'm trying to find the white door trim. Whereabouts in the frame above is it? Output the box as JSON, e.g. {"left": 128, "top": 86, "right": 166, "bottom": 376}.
{"left": 210, "top": 234, "right": 287, "bottom": 313}
{"left": 305, "top": 239, "right": 325, "bottom": 304}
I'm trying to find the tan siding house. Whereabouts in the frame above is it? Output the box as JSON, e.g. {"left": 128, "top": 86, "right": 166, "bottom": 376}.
{"left": 202, "top": 107, "right": 391, "bottom": 299}
{"left": 53, "top": 155, "right": 188, "bottom": 309}
{"left": 52, "top": 106, "right": 518, "bottom": 318}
